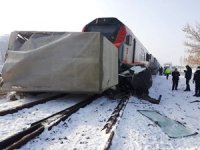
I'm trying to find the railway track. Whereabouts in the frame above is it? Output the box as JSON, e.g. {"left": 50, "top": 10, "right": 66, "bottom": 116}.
{"left": 0, "top": 94, "right": 100, "bottom": 150}
{"left": 0, "top": 92, "right": 131, "bottom": 150}
{"left": 0, "top": 93, "right": 66, "bottom": 116}
{"left": 20, "top": 93, "right": 130, "bottom": 150}
{"left": 102, "top": 93, "right": 130, "bottom": 150}
{"left": 0, "top": 94, "right": 88, "bottom": 141}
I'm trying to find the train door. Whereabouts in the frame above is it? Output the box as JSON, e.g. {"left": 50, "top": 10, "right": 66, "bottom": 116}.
{"left": 122, "top": 34, "right": 134, "bottom": 64}
{"left": 118, "top": 44, "right": 124, "bottom": 63}
{"left": 132, "top": 38, "right": 136, "bottom": 63}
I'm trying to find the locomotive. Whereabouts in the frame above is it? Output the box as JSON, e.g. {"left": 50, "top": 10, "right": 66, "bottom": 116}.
{"left": 1, "top": 17, "right": 160, "bottom": 102}
{"left": 83, "top": 18, "right": 160, "bottom": 96}
{"left": 83, "top": 17, "right": 159, "bottom": 74}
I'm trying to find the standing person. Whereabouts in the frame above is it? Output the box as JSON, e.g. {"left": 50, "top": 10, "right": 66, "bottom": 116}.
{"left": 165, "top": 67, "right": 171, "bottom": 79}
{"left": 193, "top": 66, "right": 200, "bottom": 96}
{"left": 172, "top": 68, "right": 180, "bottom": 90}
{"left": 184, "top": 65, "right": 192, "bottom": 91}
{"left": 159, "top": 67, "right": 163, "bottom": 75}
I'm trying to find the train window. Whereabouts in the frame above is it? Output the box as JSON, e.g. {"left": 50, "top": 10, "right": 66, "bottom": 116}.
{"left": 146, "top": 53, "right": 150, "bottom": 61}
{"left": 84, "top": 24, "right": 119, "bottom": 42}
{"left": 126, "top": 35, "right": 132, "bottom": 45}
{"left": 149, "top": 54, "right": 152, "bottom": 60}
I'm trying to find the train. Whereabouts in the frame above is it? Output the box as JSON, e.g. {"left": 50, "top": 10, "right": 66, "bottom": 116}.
{"left": 83, "top": 17, "right": 160, "bottom": 96}
{"left": 83, "top": 17, "right": 160, "bottom": 75}
{"left": 1, "top": 17, "right": 160, "bottom": 101}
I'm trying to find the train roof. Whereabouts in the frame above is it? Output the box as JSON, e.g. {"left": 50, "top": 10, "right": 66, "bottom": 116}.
{"left": 85, "top": 17, "right": 124, "bottom": 26}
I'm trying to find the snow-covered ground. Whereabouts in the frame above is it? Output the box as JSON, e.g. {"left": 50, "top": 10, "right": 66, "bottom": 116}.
{"left": 0, "top": 94, "right": 88, "bottom": 141}
{"left": 111, "top": 75, "right": 200, "bottom": 150}
{"left": 0, "top": 75, "right": 199, "bottom": 150}
{"left": 21, "top": 97, "right": 118, "bottom": 150}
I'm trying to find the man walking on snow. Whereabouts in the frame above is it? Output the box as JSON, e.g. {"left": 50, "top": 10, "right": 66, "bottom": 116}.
{"left": 172, "top": 68, "right": 180, "bottom": 90}
{"left": 193, "top": 66, "right": 200, "bottom": 97}
{"left": 184, "top": 65, "right": 192, "bottom": 91}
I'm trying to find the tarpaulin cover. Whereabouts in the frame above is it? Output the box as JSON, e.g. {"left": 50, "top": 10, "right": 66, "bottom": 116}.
{"left": 138, "top": 110, "right": 198, "bottom": 138}
{"left": 2, "top": 32, "right": 118, "bottom": 93}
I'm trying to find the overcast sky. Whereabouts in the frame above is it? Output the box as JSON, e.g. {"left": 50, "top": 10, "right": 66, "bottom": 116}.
{"left": 1, "top": 0, "right": 200, "bottom": 65}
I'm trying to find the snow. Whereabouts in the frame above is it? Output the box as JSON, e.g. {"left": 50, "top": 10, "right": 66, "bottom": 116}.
{"left": 110, "top": 75, "right": 200, "bottom": 150}
{"left": 0, "top": 94, "right": 88, "bottom": 141}
{"left": 0, "top": 75, "right": 200, "bottom": 149}
{"left": 119, "top": 65, "right": 146, "bottom": 77}
{"left": 130, "top": 65, "right": 146, "bottom": 74}
{"left": 21, "top": 97, "right": 118, "bottom": 150}
{"left": 0, "top": 93, "right": 53, "bottom": 111}
{"left": 0, "top": 94, "right": 7, "bottom": 104}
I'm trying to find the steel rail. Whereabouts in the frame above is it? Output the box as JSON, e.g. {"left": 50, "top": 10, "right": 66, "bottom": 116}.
{"left": 0, "top": 93, "right": 66, "bottom": 116}
{"left": 103, "top": 93, "right": 130, "bottom": 150}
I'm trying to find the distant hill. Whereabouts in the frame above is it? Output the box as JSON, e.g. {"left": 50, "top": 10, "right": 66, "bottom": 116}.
{"left": 0, "top": 34, "right": 9, "bottom": 64}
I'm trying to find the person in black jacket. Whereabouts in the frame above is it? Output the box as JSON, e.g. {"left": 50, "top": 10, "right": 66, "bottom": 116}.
{"left": 193, "top": 66, "right": 200, "bottom": 96}
{"left": 184, "top": 65, "right": 192, "bottom": 91}
{"left": 159, "top": 67, "right": 163, "bottom": 75}
{"left": 172, "top": 68, "right": 180, "bottom": 90}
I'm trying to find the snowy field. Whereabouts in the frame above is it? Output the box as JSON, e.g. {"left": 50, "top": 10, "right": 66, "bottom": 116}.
{"left": 0, "top": 75, "right": 199, "bottom": 150}
{"left": 111, "top": 75, "right": 200, "bottom": 150}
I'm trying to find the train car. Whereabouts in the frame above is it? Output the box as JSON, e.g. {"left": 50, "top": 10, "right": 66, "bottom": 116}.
{"left": 83, "top": 17, "right": 159, "bottom": 70}
{"left": 83, "top": 17, "right": 160, "bottom": 96}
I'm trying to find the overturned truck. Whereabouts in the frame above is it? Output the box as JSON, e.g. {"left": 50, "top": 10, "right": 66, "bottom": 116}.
{"left": 1, "top": 32, "right": 118, "bottom": 93}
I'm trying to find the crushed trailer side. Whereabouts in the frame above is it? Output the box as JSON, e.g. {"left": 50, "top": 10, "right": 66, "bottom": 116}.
{"left": 1, "top": 32, "right": 118, "bottom": 93}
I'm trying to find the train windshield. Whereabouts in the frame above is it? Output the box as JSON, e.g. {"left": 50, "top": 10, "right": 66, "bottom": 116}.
{"left": 84, "top": 24, "right": 120, "bottom": 42}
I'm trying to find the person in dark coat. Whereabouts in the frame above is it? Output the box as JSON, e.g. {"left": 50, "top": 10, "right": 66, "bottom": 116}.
{"left": 193, "top": 66, "right": 200, "bottom": 96}
{"left": 172, "top": 68, "right": 180, "bottom": 90}
{"left": 184, "top": 65, "right": 192, "bottom": 91}
{"left": 159, "top": 67, "right": 163, "bottom": 75}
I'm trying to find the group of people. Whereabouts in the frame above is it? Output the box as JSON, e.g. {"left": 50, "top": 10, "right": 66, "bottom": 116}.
{"left": 159, "top": 65, "right": 200, "bottom": 97}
